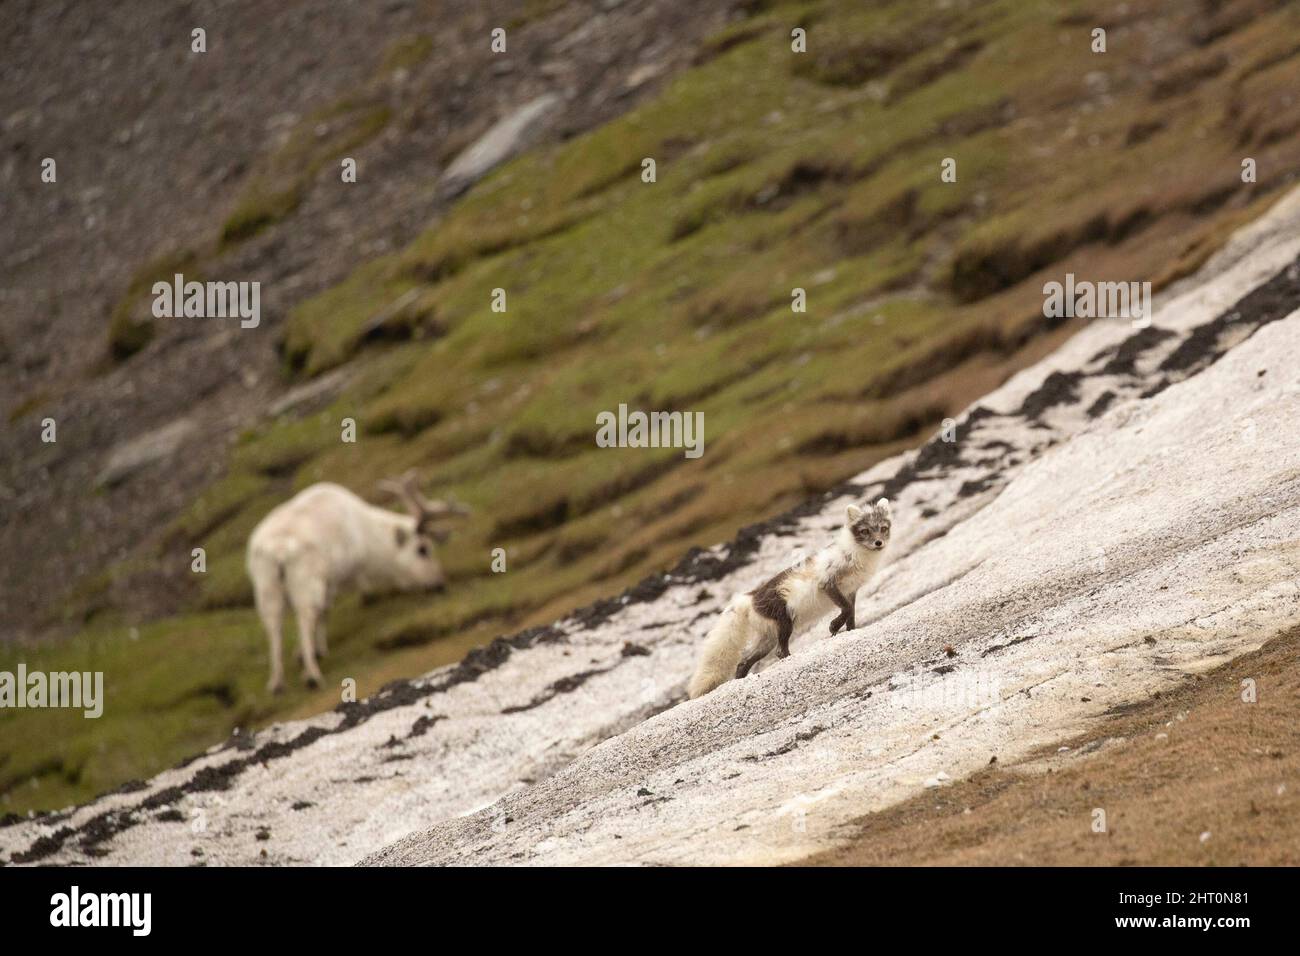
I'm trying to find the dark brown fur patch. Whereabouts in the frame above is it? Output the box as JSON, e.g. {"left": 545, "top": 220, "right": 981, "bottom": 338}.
{"left": 750, "top": 566, "right": 794, "bottom": 623}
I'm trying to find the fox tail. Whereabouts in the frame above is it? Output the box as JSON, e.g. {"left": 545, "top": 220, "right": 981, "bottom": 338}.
{"left": 687, "top": 596, "right": 756, "bottom": 699}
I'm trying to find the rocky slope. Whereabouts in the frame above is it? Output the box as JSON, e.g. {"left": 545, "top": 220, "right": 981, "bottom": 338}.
{"left": 4, "top": 185, "right": 1297, "bottom": 867}
{"left": 7, "top": 0, "right": 1300, "bottom": 817}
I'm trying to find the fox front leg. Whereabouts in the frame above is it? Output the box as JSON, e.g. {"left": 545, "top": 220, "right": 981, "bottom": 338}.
{"left": 824, "top": 582, "right": 856, "bottom": 634}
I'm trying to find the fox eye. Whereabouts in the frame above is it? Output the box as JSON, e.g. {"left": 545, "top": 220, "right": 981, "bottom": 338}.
{"left": 417, "top": 542, "right": 430, "bottom": 558}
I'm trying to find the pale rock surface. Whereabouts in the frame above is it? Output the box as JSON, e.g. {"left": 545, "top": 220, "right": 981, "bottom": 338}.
{"left": 95, "top": 418, "right": 198, "bottom": 488}
{"left": 441, "top": 94, "right": 561, "bottom": 196}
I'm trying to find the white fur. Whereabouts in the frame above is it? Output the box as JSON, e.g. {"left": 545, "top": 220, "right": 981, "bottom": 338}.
{"left": 687, "top": 501, "right": 891, "bottom": 699}
{"left": 777, "top": 525, "right": 883, "bottom": 623}
{"left": 246, "top": 483, "right": 446, "bottom": 692}
{"left": 687, "top": 596, "right": 764, "bottom": 699}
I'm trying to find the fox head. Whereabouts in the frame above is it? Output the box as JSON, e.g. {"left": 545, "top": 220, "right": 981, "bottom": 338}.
{"left": 846, "top": 498, "right": 892, "bottom": 551}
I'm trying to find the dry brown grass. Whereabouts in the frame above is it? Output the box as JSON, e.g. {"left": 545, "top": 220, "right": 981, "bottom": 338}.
{"left": 803, "top": 627, "right": 1300, "bottom": 866}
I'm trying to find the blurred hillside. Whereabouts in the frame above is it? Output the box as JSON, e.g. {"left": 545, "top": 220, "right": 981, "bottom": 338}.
{"left": 2, "top": 0, "right": 1299, "bottom": 815}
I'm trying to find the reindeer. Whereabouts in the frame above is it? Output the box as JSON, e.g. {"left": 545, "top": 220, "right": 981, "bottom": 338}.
{"left": 246, "top": 471, "right": 469, "bottom": 693}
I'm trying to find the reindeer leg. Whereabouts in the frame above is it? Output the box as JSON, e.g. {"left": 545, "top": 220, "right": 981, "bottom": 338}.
{"left": 295, "top": 604, "right": 325, "bottom": 688}
{"left": 260, "top": 606, "right": 285, "bottom": 695}
{"left": 314, "top": 587, "right": 330, "bottom": 658}
{"left": 314, "top": 609, "right": 328, "bottom": 659}
{"left": 286, "top": 566, "right": 327, "bottom": 688}
{"left": 252, "top": 558, "right": 286, "bottom": 694}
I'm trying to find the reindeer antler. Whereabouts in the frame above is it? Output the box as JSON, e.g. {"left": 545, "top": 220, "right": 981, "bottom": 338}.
{"left": 378, "top": 470, "right": 471, "bottom": 532}
{"left": 377, "top": 469, "right": 420, "bottom": 514}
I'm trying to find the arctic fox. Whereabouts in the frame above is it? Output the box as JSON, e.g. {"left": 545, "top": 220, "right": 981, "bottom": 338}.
{"left": 687, "top": 498, "right": 893, "bottom": 699}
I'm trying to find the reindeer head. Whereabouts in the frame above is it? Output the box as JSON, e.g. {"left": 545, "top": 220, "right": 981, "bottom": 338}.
{"left": 378, "top": 470, "right": 471, "bottom": 592}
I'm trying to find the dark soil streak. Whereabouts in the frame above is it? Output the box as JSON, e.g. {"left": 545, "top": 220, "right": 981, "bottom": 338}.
{"left": 1092, "top": 326, "right": 1178, "bottom": 376}
{"left": 1086, "top": 390, "right": 1117, "bottom": 419}
{"left": 745, "top": 724, "right": 830, "bottom": 761}
{"left": 500, "top": 667, "right": 617, "bottom": 715}
{"left": 1017, "top": 370, "right": 1084, "bottom": 420}
{"left": 981, "top": 633, "right": 1038, "bottom": 657}
{"left": 1158, "top": 255, "right": 1300, "bottom": 375}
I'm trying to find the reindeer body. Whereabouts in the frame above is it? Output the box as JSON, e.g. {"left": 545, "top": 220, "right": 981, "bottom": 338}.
{"left": 247, "top": 477, "right": 466, "bottom": 693}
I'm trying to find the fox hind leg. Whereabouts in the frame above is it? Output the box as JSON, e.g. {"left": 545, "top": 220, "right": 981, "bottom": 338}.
{"left": 753, "top": 601, "right": 794, "bottom": 659}
{"left": 736, "top": 645, "right": 769, "bottom": 678}
{"left": 748, "top": 582, "right": 793, "bottom": 660}
{"left": 775, "top": 611, "right": 794, "bottom": 659}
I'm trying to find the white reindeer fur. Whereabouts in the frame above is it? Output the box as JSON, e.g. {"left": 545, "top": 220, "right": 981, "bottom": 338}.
{"left": 247, "top": 482, "right": 448, "bottom": 693}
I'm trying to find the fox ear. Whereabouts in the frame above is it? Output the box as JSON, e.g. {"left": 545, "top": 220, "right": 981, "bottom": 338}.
{"left": 846, "top": 504, "right": 863, "bottom": 522}
{"left": 875, "top": 498, "right": 891, "bottom": 519}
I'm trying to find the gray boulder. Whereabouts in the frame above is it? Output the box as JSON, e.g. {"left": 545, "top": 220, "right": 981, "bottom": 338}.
{"left": 441, "top": 94, "right": 561, "bottom": 197}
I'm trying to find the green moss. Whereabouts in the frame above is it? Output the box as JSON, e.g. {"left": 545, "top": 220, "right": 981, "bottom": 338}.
{"left": 0, "top": 612, "right": 265, "bottom": 813}
{"left": 381, "top": 34, "right": 433, "bottom": 73}
{"left": 106, "top": 248, "right": 200, "bottom": 361}
{"left": 7, "top": 390, "right": 49, "bottom": 422}
{"left": 220, "top": 102, "right": 391, "bottom": 248}
{"left": 282, "top": 261, "right": 418, "bottom": 375}
{"left": 198, "top": 551, "right": 255, "bottom": 609}
{"left": 220, "top": 182, "right": 306, "bottom": 246}
{"left": 167, "top": 470, "right": 271, "bottom": 543}
{"left": 232, "top": 413, "right": 348, "bottom": 478}
{"left": 506, "top": 0, "right": 568, "bottom": 30}
{"left": 107, "top": 311, "right": 155, "bottom": 361}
